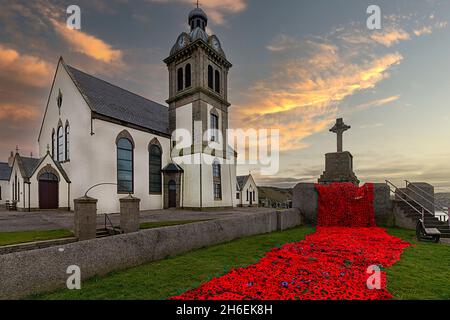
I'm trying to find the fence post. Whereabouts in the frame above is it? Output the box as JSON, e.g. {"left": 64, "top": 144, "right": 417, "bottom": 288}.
{"left": 120, "top": 195, "right": 141, "bottom": 233}
{"left": 74, "top": 196, "right": 98, "bottom": 241}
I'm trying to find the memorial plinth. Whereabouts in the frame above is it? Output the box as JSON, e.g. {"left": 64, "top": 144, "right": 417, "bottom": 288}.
{"left": 318, "top": 118, "right": 359, "bottom": 185}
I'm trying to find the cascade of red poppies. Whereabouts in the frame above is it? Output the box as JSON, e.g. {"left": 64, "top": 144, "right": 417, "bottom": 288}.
{"left": 171, "top": 183, "right": 410, "bottom": 300}
{"left": 316, "top": 183, "right": 376, "bottom": 227}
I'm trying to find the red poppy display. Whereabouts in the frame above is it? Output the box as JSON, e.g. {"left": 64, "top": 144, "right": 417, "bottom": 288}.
{"left": 171, "top": 183, "right": 410, "bottom": 300}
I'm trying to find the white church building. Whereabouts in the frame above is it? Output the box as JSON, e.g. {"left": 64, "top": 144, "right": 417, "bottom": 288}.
{"left": 0, "top": 7, "right": 259, "bottom": 213}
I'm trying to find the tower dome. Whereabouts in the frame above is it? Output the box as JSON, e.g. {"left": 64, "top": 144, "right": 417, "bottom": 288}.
{"left": 188, "top": 7, "right": 207, "bottom": 31}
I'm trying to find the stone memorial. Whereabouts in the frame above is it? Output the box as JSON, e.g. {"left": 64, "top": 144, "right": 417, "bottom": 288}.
{"left": 318, "top": 118, "right": 360, "bottom": 185}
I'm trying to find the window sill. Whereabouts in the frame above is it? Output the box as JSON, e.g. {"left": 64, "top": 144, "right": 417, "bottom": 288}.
{"left": 118, "top": 191, "right": 134, "bottom": 195}
{"left": 149, "top": 192, "right": 162, "bottom": 196}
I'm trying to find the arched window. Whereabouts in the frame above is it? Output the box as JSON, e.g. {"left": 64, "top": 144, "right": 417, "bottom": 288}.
{"left": 65, "top": 123, "right": 70, "bottom": 161}
{"left": 51, "top": 129, "right": 56, "bottom": 160}
{"left": 117, "top": 138, "right": 133, "bottom": 193}
{"left": 208, "top": 65, "right": 214, "bottom": 89}
{"left": 215, "top": 70, "right": 220, "bottom": 93}
{"left": 149, "top": 144, "right": 162, "bottom": 193}
{"left": 177, "top": 67, "right": 184, "bottom": 91}
{"left": 57, "top": 126, "right": 64, "bottom": 161}
{"left": 39, "top": 172, "right": 58, "bottom": 181}
{"left": 185, "top": 64, "right": 192, "bottom": 88}
{"left": 212, "top": 160, "right": 222, "bottom": 200}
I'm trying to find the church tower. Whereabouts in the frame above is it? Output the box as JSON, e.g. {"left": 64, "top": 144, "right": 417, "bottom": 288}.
{"left": 164, "top": 6, "right": 236, "bottom": 209}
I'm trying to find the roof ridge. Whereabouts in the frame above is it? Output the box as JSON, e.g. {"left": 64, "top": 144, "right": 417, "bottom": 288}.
{"left": 67, "top": 65, "right": 167, "bottom": 108}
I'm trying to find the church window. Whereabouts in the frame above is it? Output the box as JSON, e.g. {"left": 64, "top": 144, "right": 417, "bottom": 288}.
{"left": 149, "top": 144, "right": 162, "bottom": 194}
{"left": 215, "top": 70, "right": 220, "bottom": 93}
{"left": 213, "top": 160, "right": 222, "bottom": 200}
{"left": 246, "top": 190, "right": 249, "bottom": 202}
{"left": 177, "top": 68, "right": 184, "bottom": 91}
{"left": 208, "top": 65, "right": 214, "bottom": 89}
{"left": 52, "top": 129, "right": 56, "bottom": 160}
{"left": 117, "top": 138, "right": 134, "bottom": 193}
{"left": 253, "top": 190, "right": 256, "bottom": 201}
{"left": 57, "top": 126, "right": 64, "bottom": 162}
{"left": 185, "top": 64, "right": 192, "bottom": 88}
{"left": 65, "top": 124, "right": 70, "bottom": 161}
{"left": 236, "top": 192, "right": 240, "bottom": 200}
{"left": 210, "top": 113, "right": 219, "bottom": 142}
{"left": 0, "top": 186, "right": 2, "bottom": 200}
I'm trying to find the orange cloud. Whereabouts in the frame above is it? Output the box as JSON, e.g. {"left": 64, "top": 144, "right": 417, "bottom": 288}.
{"left": 0, "top": 44, "right": 53, "bottom": 87}
{"left": 355, "top": 95, "right": 400, "bottom": 110}
{"left": 0, "top": 104, "right": 39, "bottom": 122}
{"left": 51, "top": 19, "right": 123, "bottom": 63}
{"left": 232, "top": 37, "right": 403, "bottom": 151}
{"left": 370, "top": 28, "right": 410, "bottom": 47}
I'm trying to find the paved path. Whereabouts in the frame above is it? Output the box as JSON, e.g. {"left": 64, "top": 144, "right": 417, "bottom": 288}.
{"left": 0, "top": 208, "right": 273, "bottom": 232}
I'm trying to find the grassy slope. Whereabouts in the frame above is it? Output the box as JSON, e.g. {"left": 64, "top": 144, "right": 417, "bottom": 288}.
{"left": 386, "top": 228, "right": 450, "bottom": 300}
{"left": 0, "top": 230, "right": 73, "bottom": 247}
{"left": 32, "top": 226, "right": 450, "bottom": 300}
{"left": 33, "top": 226, "right": 315, "bottom": 300}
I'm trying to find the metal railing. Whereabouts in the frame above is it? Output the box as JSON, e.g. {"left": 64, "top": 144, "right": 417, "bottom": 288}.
{"left": 404, "top": 180, "right": 449, "bottom": 222}
{"left": 104, "top": 214, "right": 120, "bottom": 235}
{"left": 386, "top": 180, "right": 432, "bottom": 223}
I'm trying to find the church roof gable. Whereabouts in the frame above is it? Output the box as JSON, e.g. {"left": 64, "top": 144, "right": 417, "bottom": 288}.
{"left": 65, "top": 64, "right": 169, "bottom": 136}
{"left": 237, "top": 175, "right": 250, "bottom": 190}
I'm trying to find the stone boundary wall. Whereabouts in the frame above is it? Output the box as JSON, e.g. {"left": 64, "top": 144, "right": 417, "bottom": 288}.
{"left": 277, "top": 208, "right": 303, "bottom": 231}
{"left": 0, "top": 209, "right": 303, "bottom": 300}
{"left": 293, "top": 183, "right": 394, "bottom": 227}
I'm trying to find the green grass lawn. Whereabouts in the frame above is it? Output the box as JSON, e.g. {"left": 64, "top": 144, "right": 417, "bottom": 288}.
{"left": 139, "top": 220, "right": 211, "bottom": 230}
{"left": 0, "top": 230, "right": 73, "bottom": 247}
{"left": 31, "top": 226, "right": 450, "bottom": 300}
{"left": 386, "top": 228, "right": 450, "bottom": 300}
{"left": 32, "top": 226, "right": 315, "bottom": 300}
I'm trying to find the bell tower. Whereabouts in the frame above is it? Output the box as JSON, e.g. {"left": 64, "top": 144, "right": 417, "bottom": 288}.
{"left": 163, "top": 6, "right": 236, "bottom": 209}
{"left": 164, "top": 6, "right": 232, "bottom": 158}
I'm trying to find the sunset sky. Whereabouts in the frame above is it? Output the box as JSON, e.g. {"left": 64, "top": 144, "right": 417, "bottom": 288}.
{"left": 1, "top": 0, "right": 450, "bottom": 190}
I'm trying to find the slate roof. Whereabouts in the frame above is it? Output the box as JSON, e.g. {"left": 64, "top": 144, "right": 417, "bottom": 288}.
{"left": 0, "top": 162, "right": 12, "bottom": 181}
{"left": 237, "top": 175, "right": 250, "bottom": 190}
{"left": 162, "top": 163, "right": 184, "bottom": 173}
{"left": 18, "top": 157, "right": 41, "bottom": 178}
{"left": 66, "top": 65, "right": 169, "bottom": 136}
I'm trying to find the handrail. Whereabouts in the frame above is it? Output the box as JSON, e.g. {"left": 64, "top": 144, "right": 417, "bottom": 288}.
{"left": 385, "top": 182, "right": 428, "bottom": 220}
{"left": 405, "top": 180, "right": 449, "bottom": 217}
{"left": 385, "top": 180, "right": 435, "bottom": 217}
{"left": 104, "top": 214, "right": 117, "bottom": 235}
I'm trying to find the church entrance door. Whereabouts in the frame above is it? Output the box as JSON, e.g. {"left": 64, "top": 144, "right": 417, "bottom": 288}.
{"left": 39, "top": 173, "right": 59, "bottom": 209}
{"left": 168, "top": 180, "right": 177, "bottom": 208}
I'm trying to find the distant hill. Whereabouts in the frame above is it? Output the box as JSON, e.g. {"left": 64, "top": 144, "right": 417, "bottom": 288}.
{"left": 435, "top": 193, "right": 450, "bottom": 209}
{"left": 258, "top": 186, "right": 293, "bottom": 203}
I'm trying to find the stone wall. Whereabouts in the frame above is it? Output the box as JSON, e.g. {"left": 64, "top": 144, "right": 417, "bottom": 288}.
{"left": 0, "top": 210, "right": 304, "bottom": 300}
{"left": 277, "top": 208, "right": 303, "bottom": 231}
{"left": 293, "top": 182, "right": 394, "bottom": 227}
{"left": 292, "top": 183, "right": 318, "bottom": 224}
{"left": 373, "top": 183, "right": 394, "bottom": 227}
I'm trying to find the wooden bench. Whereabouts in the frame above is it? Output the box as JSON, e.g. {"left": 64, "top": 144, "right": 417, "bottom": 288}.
{"left": 6, "top": 201, "right": 17, "bottom": 211}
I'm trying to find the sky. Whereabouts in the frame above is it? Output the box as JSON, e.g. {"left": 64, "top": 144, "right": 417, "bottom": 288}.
{"left": 1, "top": 0, "right": 450, "bottom": 191}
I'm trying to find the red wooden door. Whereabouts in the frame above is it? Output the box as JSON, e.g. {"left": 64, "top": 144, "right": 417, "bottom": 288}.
{"left": 39, "top": 180, "right": 59, "bottom": 209}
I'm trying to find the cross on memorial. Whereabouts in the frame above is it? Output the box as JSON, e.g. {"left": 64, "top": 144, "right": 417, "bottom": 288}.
{"left": 330, "top": 118, "right": 351, "bottom": 152}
